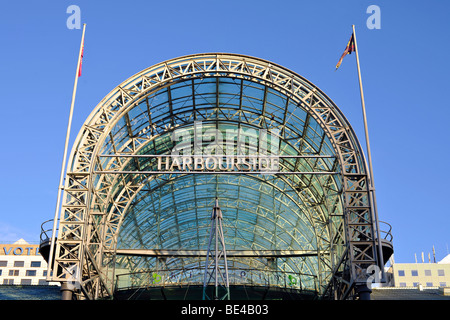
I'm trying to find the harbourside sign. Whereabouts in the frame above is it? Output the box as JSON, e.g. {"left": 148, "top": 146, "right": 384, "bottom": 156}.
{"left": 97, "top": 122, "right": 336, "bottom": 175}
{"left": 156, "top": 155, "right": 280, "bottom": 172}
{"left": 99, "top": 122, "right": 286, "bottom": 174}
{"left": 156, "top": 123, "right": 281, "bottom": 173}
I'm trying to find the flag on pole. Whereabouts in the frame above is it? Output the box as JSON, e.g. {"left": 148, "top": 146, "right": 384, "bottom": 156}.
{"left": 335, "top": 33, "right": 355, "bottom": 70}
{"left": 78, "top": 40, "right": 84, "bottom": 77}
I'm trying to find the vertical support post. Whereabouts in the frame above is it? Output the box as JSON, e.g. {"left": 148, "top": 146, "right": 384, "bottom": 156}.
{"left": 202, "top": 198, "right": 230, "bottom": 300}
{"left": 47, "top": 23, "right": 86, "bottom": 284}
{"left": 352, "top": 24, "right": 385, "bottom": 288}
{"left": 60, "top": 282, "right": 74, "bottom": 300}
{"left": 356, "top": 282, "right": 372, "bottom": 300}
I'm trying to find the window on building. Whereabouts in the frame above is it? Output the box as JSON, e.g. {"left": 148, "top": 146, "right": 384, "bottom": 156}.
{"left": 438, "top": 270, "right": 445, "bottom": 276}
{"left": 440, "top": 282, "right": 447, "bottom": 287}
{"left": 424, "top": 270, "right": 432, "bottom": 276}
{"left": 13, "top": 261, "right": 24, "bottom": 268}
{"left": 38, "top": 279, "right": 48, "bottom": 285}
{"left": 3, "top": 279, "right": 14, "bottom": 285}
{"left": 43, "top": 270, "right": 53, "bottom": 277}
{"left": 399, "top": 282, "right": 407, "bottom": 287}
{"left": 413, "top": 282, "right": 419, "bottom": 287}
{"left": 398, "top": 270, "right": 405, "bottom": 276}
{"left": 25, "top": 270, "right": 37, "bottom": 277}
{"left": 30, "top": 261, "right": 41, "bottom": 268}
{"left": 411, "top": 270, "right": 418, "bottom": 276}
{"left": 0, "top": 261, "right": 7, "bottom": 267}
{"left": 426, "top": 282, "right": 433, "bottom": 287}
{"left": 0, "top": 270, "right": 2, "bottom": 276}
{"left": 21, "top": 279, "right": 32, "bottom": 285}
{"left": 8, "top": 270, "right": 19, "bottom": 276}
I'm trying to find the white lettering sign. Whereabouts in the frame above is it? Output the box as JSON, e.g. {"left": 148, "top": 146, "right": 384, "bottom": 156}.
{"left": 155, "top": 121, "right": 280, "bottom": 173}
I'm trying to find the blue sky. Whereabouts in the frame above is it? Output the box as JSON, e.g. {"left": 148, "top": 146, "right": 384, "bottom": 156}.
{"left": 0, "top": 0, "right": 449, "bottom": 264}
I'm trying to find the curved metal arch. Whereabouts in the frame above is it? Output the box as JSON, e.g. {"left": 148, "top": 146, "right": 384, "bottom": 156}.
{"left": 67, "top": 53, "right": 364, "bottom": 177}
{"left": 54, "top": 53, "right": 379, "bottom": 300}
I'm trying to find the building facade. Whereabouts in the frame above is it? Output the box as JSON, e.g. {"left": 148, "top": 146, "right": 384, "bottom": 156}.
{"left": 386, "top": 255, "right": 450, "bottom": 288}
{"left": 0, "top": 239, "right": 58, "bottom": 286}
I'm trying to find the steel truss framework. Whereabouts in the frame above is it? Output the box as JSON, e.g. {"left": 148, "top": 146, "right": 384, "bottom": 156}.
{"left": 51, "top": 53, "right": 383, "bottom": 300}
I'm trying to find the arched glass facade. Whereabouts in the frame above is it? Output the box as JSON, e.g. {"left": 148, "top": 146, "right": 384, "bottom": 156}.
{"left": 50, "top": 54, "right": 385, "bottom": 300}
{"left": 106, "top": 77, "right": 341, "bottom": 296}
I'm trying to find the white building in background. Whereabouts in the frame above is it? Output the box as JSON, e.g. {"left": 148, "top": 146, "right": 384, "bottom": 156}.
{"left": 383, "top": 253, "right": 450, "bottom": 289}
{"left": 0, "top": 239, "right": 58, "bottom": 286}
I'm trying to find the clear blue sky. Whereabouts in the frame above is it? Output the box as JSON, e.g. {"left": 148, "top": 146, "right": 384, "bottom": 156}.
{"left": 0, "top": 0, "right": 449, "bottom": 264}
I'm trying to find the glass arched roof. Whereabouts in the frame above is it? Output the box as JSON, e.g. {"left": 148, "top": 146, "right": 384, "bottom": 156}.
{"left": 52, "top": 53, "right": 384, "bottom": 301}
{"left": 92, "top": 75, "right": 343, "bottom": 294}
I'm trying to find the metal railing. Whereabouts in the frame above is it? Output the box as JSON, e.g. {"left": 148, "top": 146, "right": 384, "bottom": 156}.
{"left": 379, "top": 221, "right": 393, "bottom": 243}
{"left": 40, "top": 219, "right": 58, "bottom": 245}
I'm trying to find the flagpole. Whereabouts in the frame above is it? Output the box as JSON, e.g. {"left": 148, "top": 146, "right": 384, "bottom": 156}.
{"left": 352, "top": 24, "right": 385, "bottom": 281}
{"left": 47, "top": 23, "right": 86, "bottom": 281}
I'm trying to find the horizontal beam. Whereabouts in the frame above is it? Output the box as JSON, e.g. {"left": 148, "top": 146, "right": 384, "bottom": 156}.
{"left": 99, "top": 154, "right": 336, "bottom": 158}
{"left": 96, "top": 154, "right": 338, "bottom": 175}
{"left": 110, "top": 249, "right": 328, "bottom": 258}
{"left": 94, "top": 171, "right": 338, "bottom": 175}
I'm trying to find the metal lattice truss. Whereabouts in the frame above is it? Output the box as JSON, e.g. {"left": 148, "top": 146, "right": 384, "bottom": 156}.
{"left": 52, "top": 53, "right": 382, "bottom": 300}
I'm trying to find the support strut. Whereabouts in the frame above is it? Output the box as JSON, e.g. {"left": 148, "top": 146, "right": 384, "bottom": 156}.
{"left": 202, "top": 198, "right": 230, "bottom": 300}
